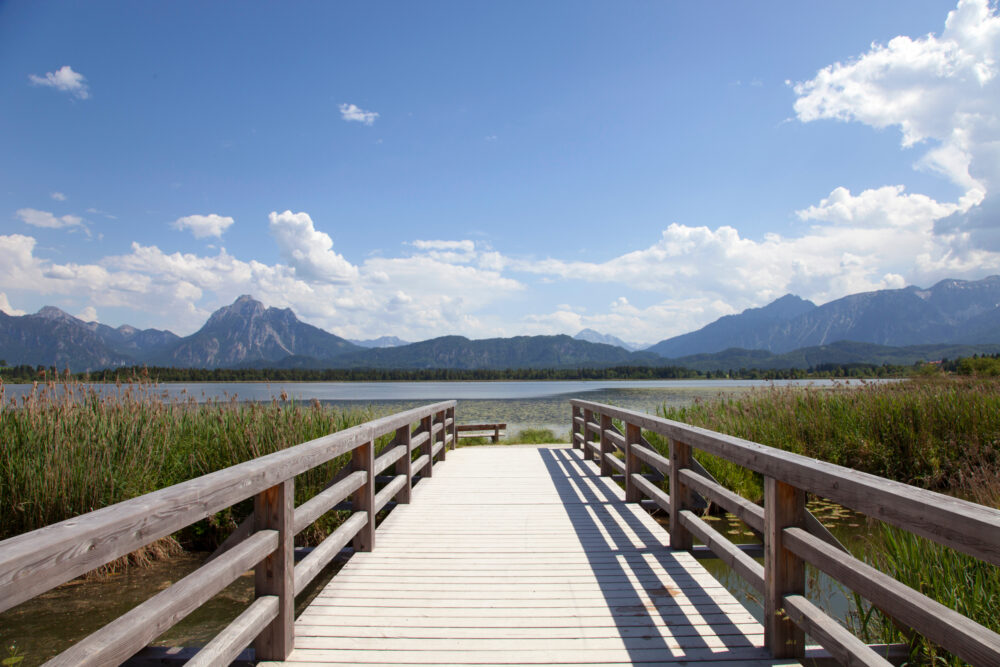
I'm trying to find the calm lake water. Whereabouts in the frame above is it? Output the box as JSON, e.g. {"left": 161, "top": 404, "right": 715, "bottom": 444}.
{"left": 4, "top": 378, "right": 852, "bottom": 437}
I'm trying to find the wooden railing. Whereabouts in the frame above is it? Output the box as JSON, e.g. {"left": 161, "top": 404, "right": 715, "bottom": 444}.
{"left": 0, "top": 401, "right": 457, "bottom": 666}
{"left": 571, "top": 399, "right": 1000, "bottom": 666}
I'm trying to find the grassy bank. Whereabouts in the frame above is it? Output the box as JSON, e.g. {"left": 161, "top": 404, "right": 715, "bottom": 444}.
{"left": 649, "top": 376, "right": 1000, "bottom": 665}
{"left": 0, "top": 379, "right": 380, "bottom": 551}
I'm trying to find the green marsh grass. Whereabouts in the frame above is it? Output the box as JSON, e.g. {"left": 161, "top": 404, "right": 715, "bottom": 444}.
{"left": 0, "top": 378, "right": 380, "bottom": 554}
{"left": 508, "top": 428, "right": 560, "bottom": 444}
{"left": 643, "top": 376, "right": 1000, "bottom": 665}
{"left": 455, "top": 427, "right": 563, "bottom": 447}
{"left": 653, "top": 377, "right": 1000, "bottom": 502}
{"left": 851, "top": 526, "right": 1000, "bottom": 666}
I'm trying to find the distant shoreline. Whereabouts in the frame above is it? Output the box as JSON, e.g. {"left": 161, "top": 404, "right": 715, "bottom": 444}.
{"left": 0, "top": 362, "right": 910, "bottom": 385}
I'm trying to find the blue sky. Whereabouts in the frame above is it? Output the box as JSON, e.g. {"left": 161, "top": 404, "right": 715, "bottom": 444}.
{"left": 2, "top": 0, "right": 998, "bottom": 344}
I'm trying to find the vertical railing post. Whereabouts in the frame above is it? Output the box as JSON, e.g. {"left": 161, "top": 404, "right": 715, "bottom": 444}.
{"left": 493, "top": 424, "right": 499, "bottom": 443}
{"left": 582, "top": 408, "right": 595, "bottom": 462}
{"left": 394, "top": 424, "right": 412, "bottom": 504}
{"left": 668, "top": 438, "right": 693, "bottom": 550}
{"left": 420, "top": 414, "right": 434, "bottom": 478}
{"left": 436, "top": 410, "right": 447, "bottom": 461}
{"left": 764, "top": 476, "right": 806, "bottom": 658}
{"left": 447, "top": 405, "right": 456, "bottom": 450}
{"left": 351, "top": 440, "right": 375, "bottom": 551}
{"left": 571, "top": 406, "right": 582, "bottom": 449}
{"left": 625, "top": 422, "right": 642, "bottom": 503}
{"left": 599, "top": 413, "right": 613, "bottom": 476}
{"left": 253, "top": 479, "right": 294, "bottom": 660}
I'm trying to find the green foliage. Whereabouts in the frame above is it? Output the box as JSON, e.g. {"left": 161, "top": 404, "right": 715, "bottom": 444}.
{"left": 456, "top": 428, "right": 561, "bottom": 446}
{"left": 657, "top": 377, "right": 1000, "bottom": 498}
{"left": 956, "top": 355, "right": 1000, "bottom": 376}
{"left": 454, "top": 435, "right": 492, "bottom": 446}
{"left": 852, "top": 526, "right": 1000, "bottom": 665}
{"left": 0, "top": 379, "right": 377, "bottom": 547}
{"left": 509, "top": 428, "right": 559, "bottom": 444}
{"left": 2, "top": 642, "right": 23, "bottom": 666}
{"left": 653, "top": 376, "right": 1000, "bottom": 663}
{"left": 0, "top": 360, "right": 914, "bottom": 383}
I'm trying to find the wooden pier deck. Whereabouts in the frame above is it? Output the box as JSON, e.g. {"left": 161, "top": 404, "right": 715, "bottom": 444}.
{"left": 5, "top": 399, "right": 999, "bottom": 666}
{"left": 265, "top": 445, "right": 788, "bottom": 666}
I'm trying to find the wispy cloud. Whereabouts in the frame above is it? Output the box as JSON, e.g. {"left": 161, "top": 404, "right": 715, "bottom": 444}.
{"left": 339, "top": 103, "right": 379, "bottom": 125}
{"left": 50, "top": 192, "right": 66, "bottom": 201}
{"left": 16, "top": 208, "right": 84, "bottom": 230}
{"left": 86, "top": 208, "right": 117, "bottom": 220}
{"left": 28, "top": 65, "right": 90, "bottom": 99}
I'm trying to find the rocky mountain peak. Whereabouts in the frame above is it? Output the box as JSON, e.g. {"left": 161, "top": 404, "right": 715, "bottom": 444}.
{"left": 34, "top": 306, "right": 76, "bottom": 322}
{"left": 206, "top": 295, "right": 266, "bottom": 326}
{"left": 739, "top": 294, "right": 816, "bottom": 321}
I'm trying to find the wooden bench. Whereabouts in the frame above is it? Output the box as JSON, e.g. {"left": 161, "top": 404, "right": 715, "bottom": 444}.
{"left": 455, "top": 422, "right": 506, "bottom": 443}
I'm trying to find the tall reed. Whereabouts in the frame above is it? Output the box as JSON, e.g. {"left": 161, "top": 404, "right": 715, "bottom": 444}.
{"left": 851, "top": 525, "right": 1000, "bottom": 666}
{"left": 654, "top": 377, "right": 1000, "bottom": 502}
{"left": 0, "top": 379, "right": 376, "bottom": 548}
{"left": 649, "top": 376, "right": 1000, "bottom": 665}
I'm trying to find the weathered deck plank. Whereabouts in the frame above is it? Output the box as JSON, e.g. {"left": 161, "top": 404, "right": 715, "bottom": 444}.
{"left": 263, "top": 445, "right": 787, "bottom": 666}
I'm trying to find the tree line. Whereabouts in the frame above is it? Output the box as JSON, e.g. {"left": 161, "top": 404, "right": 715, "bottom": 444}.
{"left": 0, "top": 361, "right": 913, "bottom": 384}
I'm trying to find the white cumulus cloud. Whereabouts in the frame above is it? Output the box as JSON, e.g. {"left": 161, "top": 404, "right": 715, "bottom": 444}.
{"left": 507, "top": 179, "right": 1000, "bottom": 342}
{"left": 793, "top": 0, "right": 1000, "bottom": 248}
{"left": 339, "top": 103, "right": 379, "bottom": 125}
{"left": 76, "top": 306, "right": 98, "bottom": 322}
{"left": 0, "top": 293, "right": 26, "bottom": 317}
{"left": 172, "top": 213, "right": 235, "bottom": 239}
{"left": 28, "top": 65, "right": 90, "bottom": 99}
{"left": 268, "top": 210, "right": 360, "bottom": 283}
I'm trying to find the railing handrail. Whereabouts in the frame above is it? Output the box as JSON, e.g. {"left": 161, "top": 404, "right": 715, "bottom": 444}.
{"left": 571, "top": 398, "right": 1000, "bottom": 665}
{"left": 570, "top": 398, "right": 1000, "bottom": 565}
{"left": 0, "top": 399, "right": 457, "bottom": 664}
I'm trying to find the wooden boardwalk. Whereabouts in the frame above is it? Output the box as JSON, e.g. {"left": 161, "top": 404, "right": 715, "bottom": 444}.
{"left": 264, "top": 445, "right": 794, "bottom": 666}
{"left": 7, "top": 399, "right": 998, "bottom": 665}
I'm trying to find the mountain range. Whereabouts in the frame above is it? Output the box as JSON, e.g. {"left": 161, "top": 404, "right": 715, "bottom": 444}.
{"left": 348, "top": 336, "right": 410, "bottom": 348}
{"left": 2, "top": 276, "right": 1000, "bottom": 372}
{"left": 573, "top": 328, "right": 643, "bottom": 351}
{"left": 647, "top": 277, "right": 1000, "bottom": 357}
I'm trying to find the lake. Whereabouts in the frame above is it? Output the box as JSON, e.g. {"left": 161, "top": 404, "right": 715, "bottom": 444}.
{"left": 3, "top": 378, "right": 854, "bottom": 437}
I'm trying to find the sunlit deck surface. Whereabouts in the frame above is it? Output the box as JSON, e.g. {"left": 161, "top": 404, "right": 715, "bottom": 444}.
{"left": 262, "top": 445, "right": 796, "bottom": 666}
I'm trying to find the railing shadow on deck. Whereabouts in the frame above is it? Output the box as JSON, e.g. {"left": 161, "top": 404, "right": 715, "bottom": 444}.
{"left": 536, "top": 447, "right": 770, "bottom": 664}
{"left": 0, "top": 401, "right": 458, "bottom": 666}
{"left": 571, "top": 398, "right": 1000, "bottom": 666}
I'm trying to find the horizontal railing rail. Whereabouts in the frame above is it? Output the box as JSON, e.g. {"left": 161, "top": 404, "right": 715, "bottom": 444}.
{"left": 571, "top": 398, "right": 1000, "bottom": 666}
{"left": 0, "top": 400, "right": 457, "bottom": 666}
